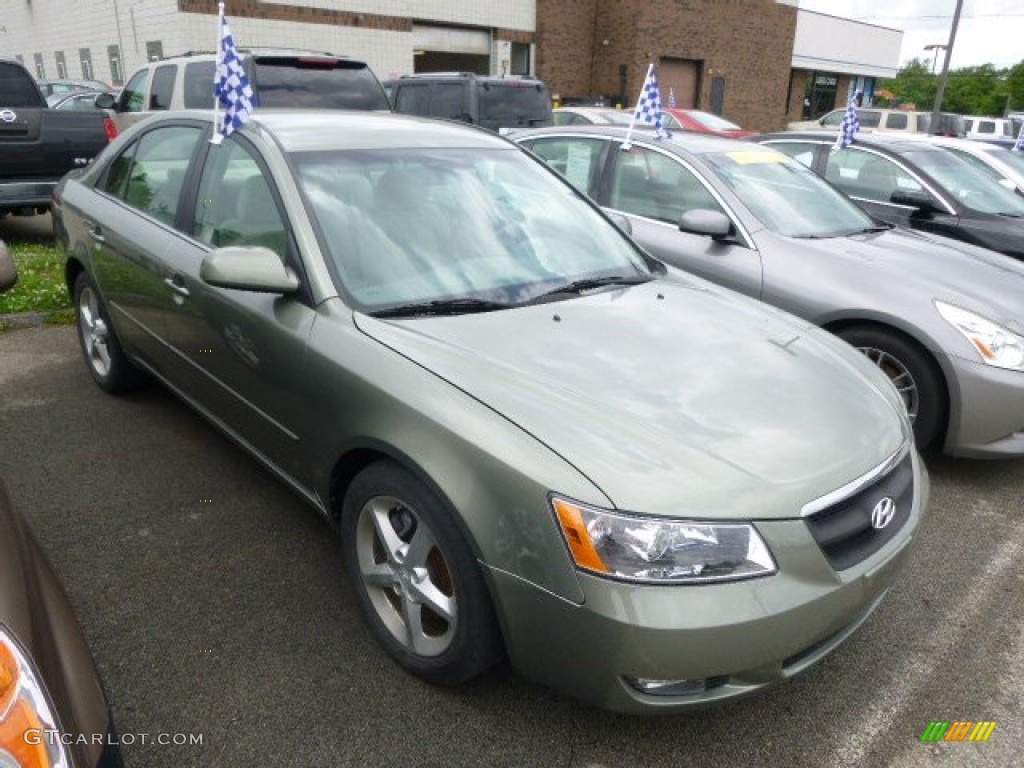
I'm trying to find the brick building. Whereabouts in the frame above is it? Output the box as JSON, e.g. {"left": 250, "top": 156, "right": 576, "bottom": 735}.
{"left": 538, "top": 0, "right": 799, "bottom": 132}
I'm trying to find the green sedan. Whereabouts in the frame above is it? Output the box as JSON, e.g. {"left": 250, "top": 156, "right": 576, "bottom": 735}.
{"left": 53, "top": 111, "right": 926, "bottom": 713}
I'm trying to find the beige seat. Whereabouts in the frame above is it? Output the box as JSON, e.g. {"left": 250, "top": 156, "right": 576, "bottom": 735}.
{"left": 214, "top": 175, "right": 287, "bottom": 256}
{"left": 855, "top": 158, "right": 898, "bottom": 202}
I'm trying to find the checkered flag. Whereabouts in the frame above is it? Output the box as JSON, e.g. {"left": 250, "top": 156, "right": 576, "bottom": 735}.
{"left": 1014, "top": 121, "right": 1024, "bottom": 152}
{"left": 633, "top": 64, "right": 670, "bottom": 139}
{"left": 833, "top": 96, "right": 860, "bottom": 150}
{"left": 214, "top": 8, "right": 254, "bottom": 139}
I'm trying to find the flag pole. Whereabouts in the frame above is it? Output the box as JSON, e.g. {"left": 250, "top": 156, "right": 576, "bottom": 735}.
{"left": 622, "top": 62, "right": 653, "bottom": 151}
{"left": 210, "top": 1, "right": 225, "bottom": 145}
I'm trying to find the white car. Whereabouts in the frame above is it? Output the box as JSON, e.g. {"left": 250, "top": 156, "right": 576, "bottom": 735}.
{"left": 919, "top": 135, "right": 1024, "bottom": 195}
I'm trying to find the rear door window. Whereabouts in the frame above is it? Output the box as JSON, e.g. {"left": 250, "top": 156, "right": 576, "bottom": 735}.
{"left": 150, "top": 64, "right": 177, "bottom": 110}
{"left": 521, "top": 137, "right": 606, "bottom": 195}
{"left": 884, "top": 112, "right": 907, "bottom": 130}
{"left": 183, "top": 61, "right": 216, "bottom": 109}
{"left": 111, "top": 125, "right": 203, "bottom": 225}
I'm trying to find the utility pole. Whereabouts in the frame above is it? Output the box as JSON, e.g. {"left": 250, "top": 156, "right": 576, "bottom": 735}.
{"left": 929, "top": 0, "right": 963, "bottom": 134}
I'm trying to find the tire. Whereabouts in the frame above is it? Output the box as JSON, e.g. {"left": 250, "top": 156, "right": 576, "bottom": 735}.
{"left": 73, "top": 272, "right": 144, "bottom": 393}
{"left": 341, "top": 461, "right": 502, "bottom": 685}
{"left": 837, "top": 326, "right": 945, "bottom": 450}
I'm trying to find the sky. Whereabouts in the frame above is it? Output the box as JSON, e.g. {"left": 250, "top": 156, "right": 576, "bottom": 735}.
{"left": 797, "top": 0, "right": 1024, "bottom": 70}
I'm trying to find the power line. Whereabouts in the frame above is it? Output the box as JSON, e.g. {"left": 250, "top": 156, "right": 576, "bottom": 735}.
{"left": 852, "top": 13, "right": 1024, "bottom": 20}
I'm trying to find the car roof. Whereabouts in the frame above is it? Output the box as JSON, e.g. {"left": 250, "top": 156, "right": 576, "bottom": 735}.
{"left": 758, "top": 131, "right": 953, "bottom": 154}
{"left": 515, "top": 124, "right": 756, "bottom": 155}
{"left": 147, "top": 110, "right": 514, "bottom": 152}
{"left": 161, "top": 48, "right": 357, "bottom": 61}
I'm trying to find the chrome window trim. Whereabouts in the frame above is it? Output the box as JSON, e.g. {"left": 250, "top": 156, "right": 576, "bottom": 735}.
{"left": 759, "top": 139, "right": 958, "bottom": 216}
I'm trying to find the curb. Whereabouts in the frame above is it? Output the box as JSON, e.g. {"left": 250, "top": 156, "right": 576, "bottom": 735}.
{"left": 0, "top": 311, "right": 52, "bottom": 330}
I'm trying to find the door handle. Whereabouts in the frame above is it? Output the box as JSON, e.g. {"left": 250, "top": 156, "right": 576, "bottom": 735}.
{"left": 86, "top": 223, "right": 105, "bottom": 244}
{"left": 164, "top": 275, "right": 190, "bottom": 298}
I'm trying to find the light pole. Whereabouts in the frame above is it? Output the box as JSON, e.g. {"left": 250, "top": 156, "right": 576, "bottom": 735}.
{"left": 923, "top": 44, "right": 947, "bottom": 75}
{"left": 929, "top": 0, "right": 963, "bottom": 135}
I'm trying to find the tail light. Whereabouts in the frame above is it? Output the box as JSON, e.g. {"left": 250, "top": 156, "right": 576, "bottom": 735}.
{"left": 103, "top": 116, "right": 118, "bottom": 141}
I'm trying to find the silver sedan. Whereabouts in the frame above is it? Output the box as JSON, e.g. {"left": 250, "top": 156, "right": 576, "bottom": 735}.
{"left": 515, "top": 126, "right": 1024, "bottom": 457}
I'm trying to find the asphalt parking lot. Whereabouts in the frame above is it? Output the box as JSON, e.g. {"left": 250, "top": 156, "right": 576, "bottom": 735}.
{"left": 1, "top": 323, "right": 1022, "bottom": 767}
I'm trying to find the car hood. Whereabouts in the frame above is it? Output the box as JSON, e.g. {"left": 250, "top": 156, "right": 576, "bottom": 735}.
{"left": 766, "top": 226, "right": 1024, "bottom": 333}
{"left": 355, "top": 279, "right": 906, "bottom": 519}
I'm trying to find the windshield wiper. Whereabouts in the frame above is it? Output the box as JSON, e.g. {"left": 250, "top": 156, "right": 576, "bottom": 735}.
{"left": 527, "top": 274, "right": 653, "bottom": 302}
{"left": 369, "top": 298, "right": 511, "bottom": 318}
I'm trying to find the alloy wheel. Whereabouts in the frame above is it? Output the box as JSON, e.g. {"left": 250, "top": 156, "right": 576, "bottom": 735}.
{"left": 857, "top": 345, "right": 919, "bottom": 424}
{"left": 354, "top": 495, "right": 457, "bottom": 657}
{"left": 77, "top": 283, "right": 112, "bottom": 378}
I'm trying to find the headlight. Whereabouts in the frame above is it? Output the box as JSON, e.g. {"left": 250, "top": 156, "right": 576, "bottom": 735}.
{"left": 0, "top": 626, "right": 70, "bottom": 768}
{"left": 936, "top": 301, "right": 1024, "bottom": 371}
{"left": 551, "top": 497, "right": 776, "bottom": 583}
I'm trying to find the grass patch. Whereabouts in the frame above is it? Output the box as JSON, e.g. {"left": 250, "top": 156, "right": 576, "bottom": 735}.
{"left": 0, "top": 241, "right": 72, "bottom": 325}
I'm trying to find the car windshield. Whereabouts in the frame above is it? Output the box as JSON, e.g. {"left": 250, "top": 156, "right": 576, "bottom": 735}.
{"left": 984, "top": 145, "right": 1024, "bottom": 176}
{"left": 595, "top": 110, "right": 636, "bottom": 125}
{"left": 902, "top": 148, "right": 1024, "bottom": 216}
{"left": 702, "top": 149, "right": 876, "bottom": 238}
{"left": 293, "top": 147, "right": 652, "bottom": 312}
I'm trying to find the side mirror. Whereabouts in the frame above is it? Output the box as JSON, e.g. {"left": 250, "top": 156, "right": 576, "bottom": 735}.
{"left": 889, "top": 188, "right": 941, "bottom": 215}
{"left": 679, "top": 209, "right": 733, "bottom": 240}
{"left": 94, "top": 92, "right": 116, "bottom": 110}
{"left": 606, "top": 211, "right": 633, "bottom": 236}
{"left": 0, "top": 240, "right": 17, "bottom": 293}
{"left": 200, "top": 246, "right": 299, "bottom": 294}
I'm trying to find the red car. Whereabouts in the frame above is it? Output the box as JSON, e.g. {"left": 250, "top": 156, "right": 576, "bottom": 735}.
{"left": 663, "top": 108, "right": 756, "bottom": 138}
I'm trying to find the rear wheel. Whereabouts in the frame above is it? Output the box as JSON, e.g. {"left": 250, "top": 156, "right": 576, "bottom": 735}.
{"left": 73, "top": 272, "right": 144, "bottom": 393}
{"left": 837, "top": 326, "right": 945, "bottom": 450}
{"left": 341, "top": 461, "right": 502, "bottom": 685}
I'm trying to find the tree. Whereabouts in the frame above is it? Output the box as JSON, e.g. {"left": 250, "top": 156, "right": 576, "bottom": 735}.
{"left": 1007, "top": 61, "right": 1024, "bottom": 111}
{"left": 878, "top": 58, "right": 935, "bottom": 110}
{"left": 880, "top": 58, "right": 1024, "bottom": 116}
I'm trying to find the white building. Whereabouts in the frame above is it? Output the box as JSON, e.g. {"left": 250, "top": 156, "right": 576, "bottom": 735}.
{"left": 0, "top": 0, "right": 537, "bottom": 86}
{"left": 789, "top": 9, "right": 903, "bottom": 120}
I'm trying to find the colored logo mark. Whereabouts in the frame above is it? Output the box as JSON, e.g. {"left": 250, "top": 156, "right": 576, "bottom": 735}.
{"left": 921, "top": 720, "right": 997, "bottom": 742}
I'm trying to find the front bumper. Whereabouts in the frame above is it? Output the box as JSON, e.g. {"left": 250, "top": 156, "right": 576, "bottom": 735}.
{"left": 944, "top": 354, "right": 1024, "bottom": 458}
{"left": 485, "top": 456, "right": 927, "bottom": 714}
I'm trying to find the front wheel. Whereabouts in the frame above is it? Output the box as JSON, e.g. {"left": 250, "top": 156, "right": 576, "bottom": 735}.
{"left": 341, "top": 461, "right": 502, "bottom": 685}
{"left": 73, "top": 272, "right": 144, "bottom": 393}
{"left": 837, "top": 326, "right": 945, "bottom": 450}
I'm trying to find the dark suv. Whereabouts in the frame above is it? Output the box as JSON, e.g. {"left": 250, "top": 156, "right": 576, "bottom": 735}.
{"left": 101, "top": 49, "right": 389, "bottom": 133}
{"left": 385, "top": 72, "right": 552, "bottom": 133}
